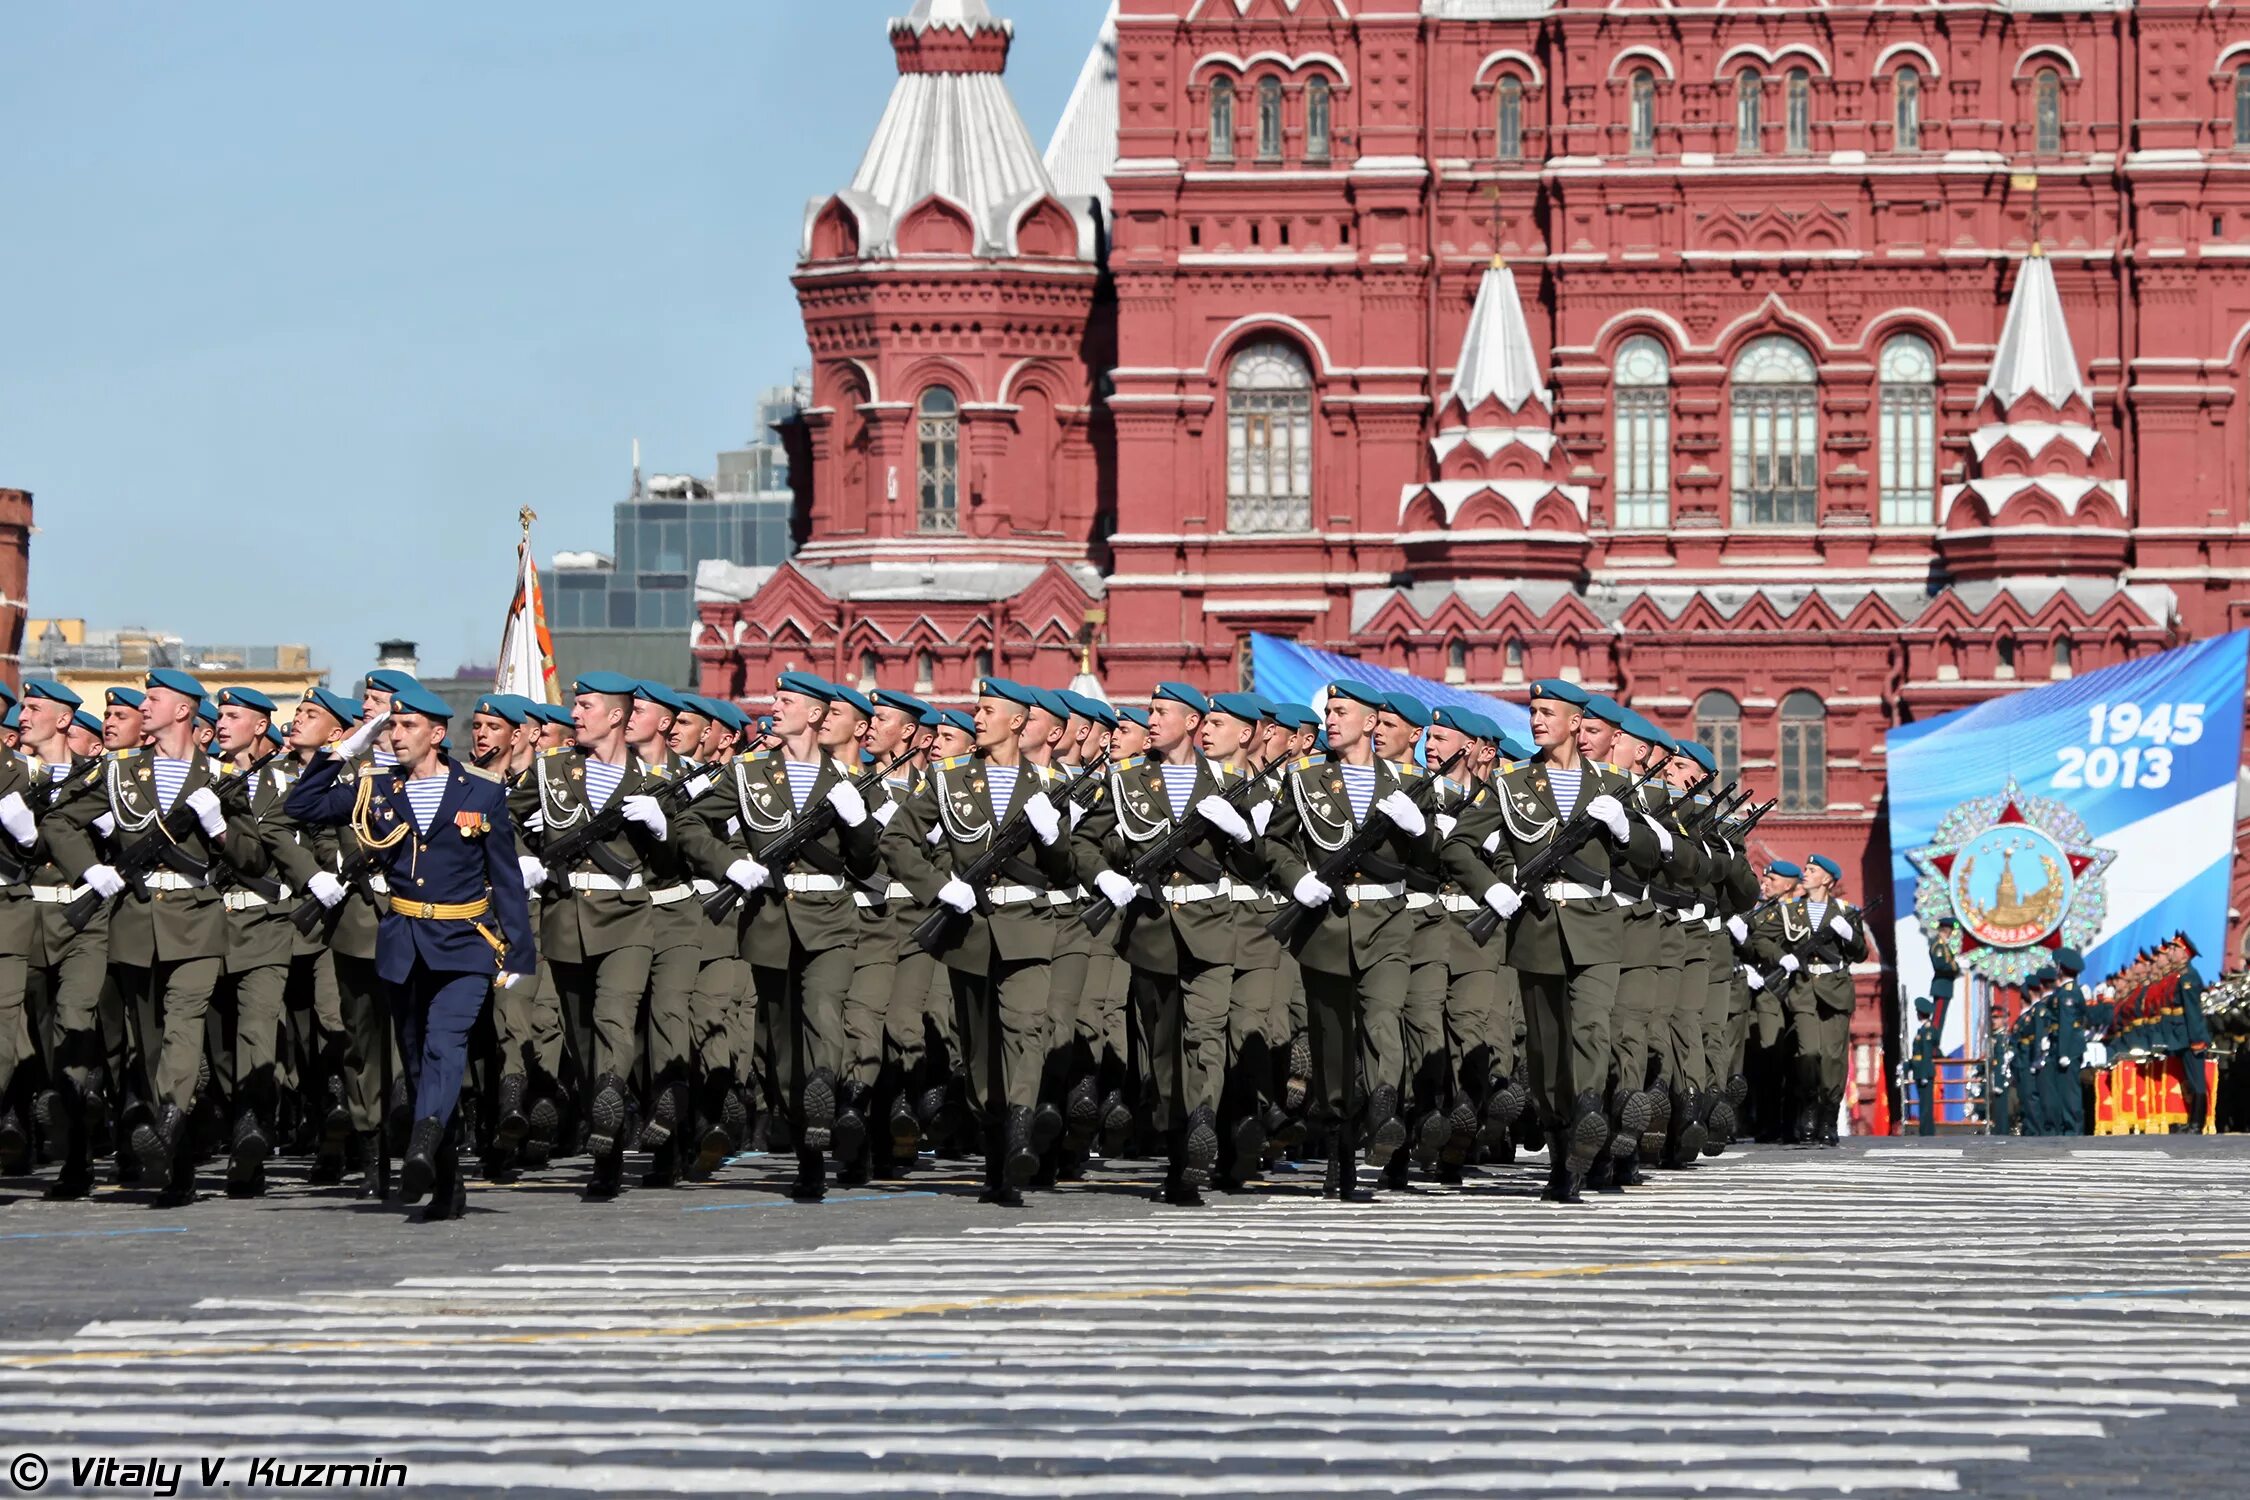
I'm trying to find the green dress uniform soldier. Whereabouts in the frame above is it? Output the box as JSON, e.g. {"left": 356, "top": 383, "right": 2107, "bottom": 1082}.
{"left": 878, "top": 678, "right": 1078, "bottom": 1207}
{"left": 1089, "top": 704, "right": 1150, "bottom": 1154}
{"left": 0, "top": 683, "right": 42, "bottom": 1179}
{"left": 1441, "top": 679, "right": 1648, "bottom": 1203}
{"left": 1368, "top": 690, "right": 1455, "bottom": 1184}
{"left": 1075, "top": 682, "right": 1242, "bottom": 1205}
{"left": 1193, "top": 690, "right": 1285, "bottom": 1188}
{"left": 46, "top": 669, "right": 265, "bottom": 1206}
{"left": 677, "top": 694, "right": 759, "bottom": 1172}
{"left": 523, "top": 671, "right": 686, "bottom": 1199}
{"left": 705, "top": 672, "right": 880, "bottom": 1202}
{"left": 1605, "top": 707, "right": 1699, "bottom": 1181}
{"left": 1424, "top": 706, "right": 1516, "bottom": 1178}
{"left": 1781, "top": 853, "right": 1869, "bottom": 1146}
{"left": 466, "top": 692, "right": 550, "bottom": 1178}
{"left": 1573, "top": 695, "right": 1667, "bottom": 1189}
{"left": 1905, "top": 997, "right": 1940, "bottom": 1135}
{"left": 1051, "top": 687, "right": 1122, "bottom": 1175}
{"left": 1259, "top": 680, "right": 1432, "bottom": 1200}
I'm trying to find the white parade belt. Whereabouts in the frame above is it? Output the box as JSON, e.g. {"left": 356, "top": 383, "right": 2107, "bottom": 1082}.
{"left": 1806, "top": 961, "right": 1846, "bottom": 976}
{"left": 567, "top": 871, "right": 644, "bottom": 893}
{"left": 781, "top": 873, "right": 847, "bottom": 894}
{"left": 648, "top": 883, "right": 695, "bottom": 906}
{"left": 30, "top": 884, "right": 84, "bottom": 904}
{"left": 1228, "top": 884, "right": 1274, "bottom": 904}
{"left": 1541, "top": 880, "right": 1607, "bottom": 902}
{"left": 691, "top": 878, "right": 719, "bottom": 897}
{"left": 223, "top": 886, "right": 292, "bottom": 912}
{"left": 853, "top": 880, "right": 913, "bottom": 908}
{"left": 986, "top": 884, "right": 1043, "bottom": 906}
{"left": 1159, "top": 879, "right": 1230, "bottom": 903}
{"left": 1441, "top": 893, "right": 1480, "bottom": 914}
{"left": 1404, "top": 891, "right": 1436, "bottom": 911}
{"left": 1343, "top": 881, "right": 1405, "bottom": 902}
{"left": 143, "top": 871, "right": 210, "bottom": 892}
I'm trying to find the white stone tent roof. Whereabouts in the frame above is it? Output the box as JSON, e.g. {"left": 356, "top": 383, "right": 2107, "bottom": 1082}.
{"left": 1043, "top": 1, "right": 1118, "bottom": 212}
{"left": 1979, "top": 251, "right": 2091, "bottom": 410}
{"left": 1445, "top": 261, "right": 1550, "bottom": 415}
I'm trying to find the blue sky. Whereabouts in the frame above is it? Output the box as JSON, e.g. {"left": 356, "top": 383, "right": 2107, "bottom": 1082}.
{"left": 0, "top": 0, "right": 1109, "bottom": 682}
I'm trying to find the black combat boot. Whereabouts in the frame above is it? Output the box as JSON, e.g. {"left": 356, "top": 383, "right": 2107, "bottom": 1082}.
{"left": 1180, "top": 1105, "right": 1219, "bottom": 1189}
{"left": 1002, "top": 1105, "right": 1039, "bottom": 1190}
{"left": 1098, "top": 1089, "right": 1133, "bottom": 1159}
{"left": 586, "top": 1073, "right": 629, "bottom": 1161}
{"left": 787, "top": 1141, "right": 826, "bottom": 1203}
{"left": 493, "top": 1073, "right": 530, "bottom": 1152}
{"left": 831, "top": 1082, "right": 867, "bottom": 1169}
{"left": 423, "top": 1121, "right": 466, "bottom": 1222}
{"left": 1565, "top": 1090, "right": 1608, "bottom": 1180}
{"left": 400, "top": 1116, "right": 443, "bottom": 1205}
{"left": 1363, "top": 1084, "right": 1406, "bottom": 1168}
{"left": 800, "top": 1068, "right": 838, "bottom": 1155}
{"left": 1641, "top": 1084, "right": 1672, "bottom": 1166}
{"left": 132, "top": 1102, "right": 186, "bottom": 1193}
{"left": 225, "top": 1110, "right": 270, "bottom": 1199}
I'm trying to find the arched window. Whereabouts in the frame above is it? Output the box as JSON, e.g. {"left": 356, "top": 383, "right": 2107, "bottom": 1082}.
{"left": 1785, "top": 68, "right": 1811, "bottom": 154}
{"left": 1895, "top": 66, "right": 1922, "bottom": 151}
{"left": 1497, "top": 76, "right": 1523, "bottom": 161}
{"left": 1226, "top": 340, "right": 1314, "bottom": 532}
{"left": 1445, "top": 638, "right": 1468, "bottom": 684}
{"left": 1307, "top": 76, "right": 1332, "bottom": 161}
{"left": 1694, "top": 691, "right": 1742, "bottom": 786}
{"left": 1996, "top": 635, "right": 2018, "bottom": 679}
{"left": 914, "top": 649, "right": 936, "bottom": 693}
{"left": 2035, "top": 67, "right": 2061, "bottom": 154}
{"left": 1503, "top": 636, "right": 1526, "bottom": 683}
{"left": 1257, "top": 76, "right": 1284, "bottom": 160}
{"left": 1779, "top": 691, "right": 1827, "bottom": 813}
{"left": 2052, "top": 636, "right": 2074, "bottom": 678}
{"left": 1736, "top": 68, "right": 1763, "bottom": 153}
{"left": 1210, "top": 78, "right": 1236, "bottom": 162}
{"left": 1629, "top": 70, "right": 1656, "bottom": 155}
{"left": 857, "top": 649, "right": 879, "bottom": 691}
{"left": 1877, "top": 334, "right": 1937, "bottom": 525}
{"left": 1613, "top": 335, "right": 1671, "bottom": 529}
{"left": 1731, "top": 337, "right": 1819, "bottom": 526}
{"left": 2235, "top": 65, "right": 2250, "bottom": 148}
{"left": 916, "top": 387, "right": 960, "bottom": 533}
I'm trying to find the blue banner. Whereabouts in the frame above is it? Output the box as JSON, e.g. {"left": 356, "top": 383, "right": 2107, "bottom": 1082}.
{"left": 1248, "top": 634, "right": 1532, "bottom": 744}
{"left": 1887, "top": 631, "right": 2248, "bottom": 1026}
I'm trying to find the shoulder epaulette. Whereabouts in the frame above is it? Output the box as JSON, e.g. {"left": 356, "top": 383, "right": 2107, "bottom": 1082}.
{"left": 1113, "top": 754, "right": 1145, "bottom": 773}
{"left": 936, "top": 753, "right": 977, "bottom": 772}
{"left": 540, "top": 745, "right": 572, "bottom": 759}
{"left": 111, "top": 747, "right": 141, "bottom": 761}
{"left": 462, "top": 762, "right": 502, "bottom": 784}
{"left": 1291, "top": 754, "right": 1321, "bottom": 773}
{"left": 1395, "top": 760, "right": 1425, "bottom": 779}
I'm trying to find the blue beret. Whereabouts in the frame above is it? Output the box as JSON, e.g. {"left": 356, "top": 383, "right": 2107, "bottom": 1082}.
{"left": 873, "top": 688, "right": 933, "bottom": 721}
{"left": 1460, "top": 711, "right": 1503, "bottom": 741}
{"left": 774, "top": 670, "right": 838, "bottom": 703}
{"left": 1808, "top": 854, "right": 1841, "bottom": 880}
{"left": 72, "top": 709, "right": 104, "bottom": 736}
{"left": 1931, "top": 975, "right": 1957, "bottom": 999}
{"left": 1327, "top": 680, "right": 1385, "bottom": 711}
{"left": 195, "top": 700, "right": 219, "bottom": 726}
{"left": 1429, "top": 704, "right": 1478, "bottom": 735}
{"left": 1677, "top": 741, "right": 1717, "bottom": 774}
{"left": 633, "top": 681, "right": 690, "bottom": 715}
{"left": 710, "top": 700, "right": 751, "bottom": 732}
{"left": 1380, "top": 692, "right": 1431, "bottom": 729}
{"left": 828, "top": 682, "right": 875, "bottom": 719}
{"left": 1059, "top": 691, "right": 1117, "bottom": 728}
{"left": 1619, "top": 708, "right": 1675, "bottom": 752}
{"left": 264, "top": 721, "right": 286, "bottom": 747}
{"left": 1115, "top": 704, "right": 1151, "bottom": 729}
{"left": 363, "top": 669, "right": 419, "bottom": 697}
{"left": 1768, "top": 860, "right": 1803, "bottom": 879}
{"left": 525, "top": 701, "right": 572, "bottom": 728}
{"left": 216, "top": 686, "right": 276, "bottom": 715}
{"left": 20, "top": 677, "right": 81, "bottom": 709}
{"left": 1313, "top": 730, "right": 1332, "bottom": 754}
{"left": 302, "top": 687, "right": 360, "bottom": 725}
{"left": 1153, "top": 681, "right": 1210, "bottom": 716}
{"left": 1025, "top": 685, "right": 1071, "bottom": 721}
{"left": 1528, "top": 678, "right": 1589, "bottom": 707}
{"left": 675, "top": 694, "right": 721, "bottom": 723}
{"left": 390, "top": 682, "right": 454, "bottom": 721}
{"left": 976, "top": 677, "right": 1038, "bottom": 709}
{"left": 2, "top": 705, "right": 18, "bottom": 730}
{"left": 2055, "top": 946, "right": 2084, "bottom": 975}
{"left": 1581, "top": 693, "right": 1626, "bottom": 728}
{"left": 105, "top": 686, "right": 146, "bottom": 711}
{"left": 935, "top": 708, "right": 975, "bottom": 734}
{"left": 1208, "top": 691, "right": 1266, "bottom": 725}
{"left": 1497, "top": 734, "right": 1535, "bottom": 762}
{"left": 1271, "top": 703, "right": 1320, "bottom": 731}
{"left": 573, "top": 671, "right": 639, "bottom": 698}
{"left": 145, "top": 668, "right": 208, "bottom": 702}
{"left": 473, "top": 693, "right": 528, "bottom": 725}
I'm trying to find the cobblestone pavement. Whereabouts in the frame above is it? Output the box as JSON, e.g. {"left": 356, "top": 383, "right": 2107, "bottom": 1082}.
{"left": 1, "top": 1136, "right": 2241, "bottom": 1497}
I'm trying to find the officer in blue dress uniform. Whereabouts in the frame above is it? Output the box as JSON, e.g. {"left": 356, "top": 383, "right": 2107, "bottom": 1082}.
{"left": 284, "top": 683, "right": 535, "bottom": 1221}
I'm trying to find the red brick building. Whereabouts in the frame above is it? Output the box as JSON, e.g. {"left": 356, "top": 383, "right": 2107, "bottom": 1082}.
{"left": 0, "top": 487, "right": 31, "bottom": 695}
{"left": 696, "top": 0, "right": 2250, "bottom": 1120}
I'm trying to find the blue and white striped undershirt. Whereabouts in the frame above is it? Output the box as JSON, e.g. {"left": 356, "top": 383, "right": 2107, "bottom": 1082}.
{"left": 1159, "top": 763, "right": 1198, "bottom": 818}
{"left": 783, "top": 759, "right": 821, "bottom": 812}
{"left": 1547, "top": 766, "right": 1582, "bottom": 822}
{"left": 1808, "top": 899, "right": 1829, "bottom": 927}
{"left": 47, "top": 761, "right": 69, "bottom": 785}
{"left": 985, "top": 764, "right": 1020, "bottom": 818}
{"left": 1338, "top": 764, "right": 1375, "bottom": 824}
{"left": 152, "top": 757, "right": 192, "bottom": 814}
{"left": 370, "top": 746, "right": 398, "bottom": 769}
{"left": 404, "top": 775, "right": 448, "bottom": 834}
{"left": 582, "top": 758, "right": 625, "bottom": 810}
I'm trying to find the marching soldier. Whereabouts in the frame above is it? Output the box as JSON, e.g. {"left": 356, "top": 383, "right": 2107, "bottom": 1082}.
{"left": 1053, "top": 688, "right": 1122, "bottom": 1175}
{"left": 1779, "top": 854, "right": 1869, "bottom": 1146}
{"left": 1423, "top": 705, "right": 1513, "bottom": 1180}
{"left": 0, "top": 686, "right": 40, "bottom": 1179}
{"left": 1373, "top": 691, "right": 1453, "bottom": 1186}
{"left": 1200, "top": 689, "right": 1286, "bottom": 1188}
{"left": 841, "top": 686, "right": 933, "bottom": 1178}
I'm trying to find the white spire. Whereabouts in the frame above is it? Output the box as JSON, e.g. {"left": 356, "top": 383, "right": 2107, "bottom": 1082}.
{"left": 897, "top": 0, "right": 1007, "bottom": 35}
{"left": 1044, "top": 1, "right": 1119, "bottom": 211}
{"left": 1445, "top": 259, "right": 1549, "bottom": 414}
{"left": 1980, "top": 250, "right": 2090, "bottom": 410}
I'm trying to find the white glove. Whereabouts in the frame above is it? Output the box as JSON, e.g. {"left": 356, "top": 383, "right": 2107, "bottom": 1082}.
{"left": 1291, "top": 872, "right": 1333, "bottom": 908}
{"left": 1683, "top": 903, "right": 1706, "bottom": 923}
{"left": 186, "top": 786, "right": 227, "bottom": 839}
{"left": 826, "top": 780, "right": 867, "bottom": 827}
{"left": 0, "top": 791, "right": 33, "bottom": 847}
{"left": 684, "top": 774, "right": 713, "bottom": 800}
{"left": 524, "top": 808, "right": 544, "bottom": 835}
{"left": 1482, "top": 830, "right": 1500, "bottom": 855}
{"left": 1779, "top": 954, "right": 1800, "bottom": 974}
{"left": 1375, "top": 789, "right": 1426, "bottom": 837}
{"left": 1195, "top": 795, "right": 1251, "bottom": 844}
{"left": 1829, "top": 913, "right": 1854, "bottom": 940}
{"left": 1727, "top": 914, "right": 1749, "bottom": 945}
{"left": 938, "top": 876, "right": 976, "bottom": 913}
{"left": 498, "top": 972, "right": 523, "bottom": 991}
{"left": 726, "top": 857, "right": 770, "bottom": 892}
{"left": 92, "top": 812, "right": 114, "bottom": 839}
{"left": 1022, "top": 791, "right": 1061, "bottom": 846}
{"left": 1585, "top": 793, "right": 1629, "bottom": 843}
{"left": 1743, "top": 966, "right": 1764, "bottom": 991}
{"left": 307, "top": 870, "right": 346, "bottom": 909}
{"left": 874, "top": 801, "right": 899, "bottom": 827}
{"left": 1251, "top": 800, "right": 1273, "bottom": 836}
{"left": 621, "top": 793, "right": 668, "bottom": 841}
{"left": 1643, "top": 814, "right": 1673, "bottom": 857}
{"left": 517, "top": 856, "right": 547, "bottom": 894}
{"left": 1483, "top": 882, "right": 1522, "bottom": 919}
{"left": 1093, "top": 869, "right": 1139, "bottom": 909}
{"left": 1435, "top": 812, "right": 1458, "bottom": 840}
{"left": 82, "top": 864, "right": 125, "bottom": 899}
{"left": 336, "top": 711, "right": 390, "bottom": 760}
{"left": 2086, "top": 1040, "right": 2108, "bottom": 1068}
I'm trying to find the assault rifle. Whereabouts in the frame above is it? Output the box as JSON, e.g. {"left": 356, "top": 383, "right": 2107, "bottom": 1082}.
{"left": 1264, "top": 748, "right": 1468, "bottom": 948}
{"left": 289, "top": 746, "right": 504, "bottom": 935}
{"left": 1079, "top": 759, "right": 1269, "bottom": 936}
{"left": 910, "top": 751, "right": 1112, "bottom": 958}
{"left": 700, "top": 742, "right": 924, "bottom": 923}
{"left": 65, "top": 760, "right": 261, "bottom": 931}
{"left": 1467, "top": 759, "right": 1666, "bottom": 948}
{"left": 533, "top": 753, "right": 718, "bottom": 885}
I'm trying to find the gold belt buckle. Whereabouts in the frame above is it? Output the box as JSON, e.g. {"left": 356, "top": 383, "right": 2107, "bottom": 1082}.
{"left": 416, "top": 900, "right": 438, "bottom": 919}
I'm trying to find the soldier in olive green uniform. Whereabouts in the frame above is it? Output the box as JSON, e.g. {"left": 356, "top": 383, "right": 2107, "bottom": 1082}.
{"left": 1424, "top": 706, "right": 1515, "bottom": 1179}
{"left": 1441, "top": 679, "right": 1650, "bottom": 1203}
{"left": 1051, "top": 689, "right": 1122, "bottom": 1175}
{"left": 1200, "top": 690, "right": 1286, "bottom": 1188}
{"left": 837, "top": 688, "right": 930, "bottom": 1179}
{"left": 878, "top": 678, "right": 1078, "bottom": 1207}
{"left": 0, "top": 683, "right": 43, "bottom": 1180}
{"left": 1370, "top": 691, "right": 1455, "bottom": 1186}
{"left": 675, "top": 694, "right": 758, "bottom": 1173}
